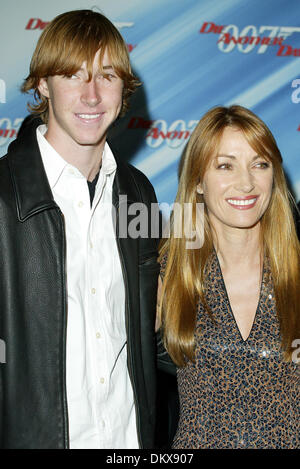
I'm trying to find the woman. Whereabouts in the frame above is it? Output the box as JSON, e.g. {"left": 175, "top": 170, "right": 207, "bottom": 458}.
{"left": 157, "top": 105, "right": 300, "bottom": 449}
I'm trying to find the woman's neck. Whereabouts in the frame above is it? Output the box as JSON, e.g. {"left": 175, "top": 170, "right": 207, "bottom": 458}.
{"left": 212, "top": 223, "right": 263, "bottom": 271}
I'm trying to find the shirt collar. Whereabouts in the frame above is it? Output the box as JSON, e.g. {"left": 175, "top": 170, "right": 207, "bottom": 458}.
{"left": 100, "top": 140, "right": 117, "bottom": 177}
{"left": 36, "top": 124, "right": 117, "bottom": 189}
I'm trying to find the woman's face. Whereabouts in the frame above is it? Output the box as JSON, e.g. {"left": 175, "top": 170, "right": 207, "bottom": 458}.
{"left": 197, "top": 126, "right": 274, "bottom": 233}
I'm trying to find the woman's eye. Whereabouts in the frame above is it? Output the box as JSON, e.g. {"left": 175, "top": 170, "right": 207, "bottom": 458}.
{"left": 255, "top": 161, "right": 270, "bottom": 169}
{"left": 217, "top": 163, "right": 232, "bottom": 170}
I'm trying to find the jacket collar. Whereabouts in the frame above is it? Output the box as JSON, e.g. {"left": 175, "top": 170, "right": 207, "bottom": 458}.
{"left": 8, "top": 117, "right": 141, "bottom": 221}
{"left": 7, "top": 118, "right": 58, "bottom": 222}
{"left": 112, "top": 157, "right": 140, "bottom": 207}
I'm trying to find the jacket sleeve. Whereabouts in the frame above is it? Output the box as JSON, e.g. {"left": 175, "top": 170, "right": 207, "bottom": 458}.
{"left": 127, "top": 164, "right": 177, "bottom": 376}
{"left": 156, "top": 330, "right": 177, "bottom": 376}
{"left": 0, "top": 361, "right": 2, "bottom": 447}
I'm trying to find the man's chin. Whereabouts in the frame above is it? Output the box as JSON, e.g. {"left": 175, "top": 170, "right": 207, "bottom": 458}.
{"left": 75, "top": 134, "right": 107, "bottom": 148}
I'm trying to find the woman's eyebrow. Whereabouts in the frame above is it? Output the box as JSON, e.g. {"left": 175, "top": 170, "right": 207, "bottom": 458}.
{"left": 217, "top": 154, "right": 260, "bottom": 160}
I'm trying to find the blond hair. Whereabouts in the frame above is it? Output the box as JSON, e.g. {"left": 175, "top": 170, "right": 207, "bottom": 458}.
{"left": 21, "top": 9, "right": 140, "bottom": 122}
{"left": 159, "top": 105, "right": 300, "bottom": 366}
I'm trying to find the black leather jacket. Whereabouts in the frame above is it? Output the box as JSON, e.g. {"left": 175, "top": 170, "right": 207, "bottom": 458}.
{"left": 0, "top": 122, "right": 159, "bottom": 449}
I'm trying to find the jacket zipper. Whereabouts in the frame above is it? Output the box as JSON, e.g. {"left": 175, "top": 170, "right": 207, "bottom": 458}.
{"left": 58, "top": 210, "right": 70, "bottom": 449}
{"left": 115, "top": 205, "right": 142, "bottom": 449}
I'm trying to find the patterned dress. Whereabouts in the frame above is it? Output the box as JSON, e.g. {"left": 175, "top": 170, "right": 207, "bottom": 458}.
{"left": 160, "top": 252, "right": 300, "bottom": 449}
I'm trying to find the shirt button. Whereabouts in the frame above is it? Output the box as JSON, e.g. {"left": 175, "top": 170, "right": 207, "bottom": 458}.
{"left": 68, "top": 168, "right": 75, "bottom": 175}
{"left": 100, "top": 377, "right": 105, "bottom": 384}
{"left": 96, "top": 332, "right": 101, "bottom": 339}
{"left": 90, "top": 242, "right": 94, "bottom": 249}
{"left": 91, "top": 288, "right": 96, "bottom": 294}
{"left": 78, "top": 201, "right": 84, "bottom": 208}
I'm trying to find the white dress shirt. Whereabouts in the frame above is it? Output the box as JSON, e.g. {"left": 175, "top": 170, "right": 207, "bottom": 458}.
{"left": 36, "top": 125, "right": 139, "bottom": 449}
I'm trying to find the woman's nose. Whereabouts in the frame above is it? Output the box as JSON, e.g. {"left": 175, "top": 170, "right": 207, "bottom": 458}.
{"left": 234, "top": 168, "right": 255, "bottom": 193}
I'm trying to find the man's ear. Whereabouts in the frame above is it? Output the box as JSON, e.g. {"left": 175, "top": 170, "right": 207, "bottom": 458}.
{"left": 38, "top": 78, "right": 50, "bottom": 98}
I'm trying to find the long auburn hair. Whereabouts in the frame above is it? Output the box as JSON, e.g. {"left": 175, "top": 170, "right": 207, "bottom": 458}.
{"left": 159, "top": 105, "right": 300, "bottom": 366}
{"left": 21, "top": 9, "right": 140, "bottom": 122}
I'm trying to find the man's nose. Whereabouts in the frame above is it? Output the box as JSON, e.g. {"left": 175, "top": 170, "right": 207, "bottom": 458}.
{"left": 81, "top": 79, "right": 101, "bottom": 106}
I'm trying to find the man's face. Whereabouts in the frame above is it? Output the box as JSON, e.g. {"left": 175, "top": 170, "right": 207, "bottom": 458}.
{"left": 38, "top": 48, "right": 123, "bottom": 152}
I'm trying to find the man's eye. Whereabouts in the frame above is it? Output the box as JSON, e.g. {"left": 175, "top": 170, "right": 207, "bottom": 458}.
{"left": 64, "top": 74, "right": 78, "bottom": 79}
{"left": 103, "top": 73, "right": 116, "bottom": 81}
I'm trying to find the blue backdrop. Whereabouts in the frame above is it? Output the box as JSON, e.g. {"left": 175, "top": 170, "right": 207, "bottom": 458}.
{"left": 1, "top": 0, "right": 300, "bottom": 207}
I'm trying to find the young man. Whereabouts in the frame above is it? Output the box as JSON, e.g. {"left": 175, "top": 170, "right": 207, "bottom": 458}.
{"left": 0, "top": 10, "right": 159, "bottom": 449}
